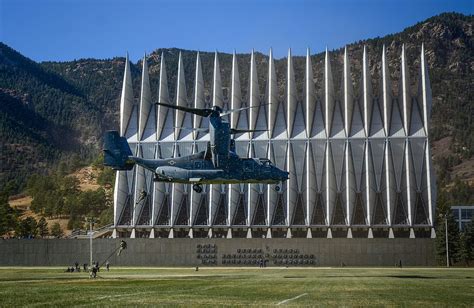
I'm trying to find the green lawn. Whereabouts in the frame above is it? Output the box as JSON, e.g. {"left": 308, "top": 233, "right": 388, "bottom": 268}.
{"left": 0, "top": 267, "right": 472, "bottom": 307}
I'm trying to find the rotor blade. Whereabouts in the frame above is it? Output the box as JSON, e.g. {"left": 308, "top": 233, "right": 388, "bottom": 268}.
{"left": 173, "top": 127, "right": 209, "bottom": 133}
{"left": 156, "top": 102, "right": 213, "bottom": 117}
{"left": 230, "top": 128, "right": 268, "bottom": 134}
{"left": 220, "top": 103, "right": 270, "bottom": 117}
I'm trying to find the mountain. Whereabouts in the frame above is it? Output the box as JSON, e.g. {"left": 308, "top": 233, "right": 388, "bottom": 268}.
{"left": 0, "top": 12, "right": 472, "bottom": 193}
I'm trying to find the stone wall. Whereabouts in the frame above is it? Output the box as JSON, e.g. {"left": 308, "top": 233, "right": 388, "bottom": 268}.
{"left": 0, "top": 238, "right": 435, "bottom": 267}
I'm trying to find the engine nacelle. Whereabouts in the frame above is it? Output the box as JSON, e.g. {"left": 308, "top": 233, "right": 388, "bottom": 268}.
{"left": 155, "top": 166, "right": 188, "bottom": 181}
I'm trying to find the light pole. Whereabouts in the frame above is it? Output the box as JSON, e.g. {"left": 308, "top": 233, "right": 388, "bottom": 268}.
{"left": 445, "top": 214, "right": 449, "bottom": 268}
{"left": 86, "top": 217, "right": 95, "bottom": 271}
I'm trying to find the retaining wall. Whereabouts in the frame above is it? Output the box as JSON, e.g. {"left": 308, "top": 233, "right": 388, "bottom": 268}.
{"left": 0, "top": 238, "right": 435, "bottom": 266}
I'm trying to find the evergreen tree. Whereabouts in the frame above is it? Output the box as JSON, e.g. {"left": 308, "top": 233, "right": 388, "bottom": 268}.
{"left": 50, "top": 222, "right": 64, "bottom": 238}
{"left": 456, "top": 232, "right": 472, "bottom": 266}
{"left": 98, "top": 206, "right": 114, "bottom": 226}
{"left": 458, "top": 218, "right": 474, "bottom": 266}
{"left": 450, "top": 179, "right": 474, "bottom": 205}
{"left": 0, "top": 195, "right": 17, "bottom": 236}
{"left": 60, "top": 176, "right": 80, "bottom": 195}
{"left": 0, "top": 184, "right": 19, "bottom": 236}
{"left": 15, "top": 217, "right": 38, "bottom": 238}
{"left": 37, "top": 217, "right": 49, "bottom": 238}
{"left": 435, "top": 212, "right": 460, "bottom": 266}
{"left": 97, "top": 167, "right": 115, "bottom": 186}
{"left": 465, "top": 218, "right": 474, "bottom": 246}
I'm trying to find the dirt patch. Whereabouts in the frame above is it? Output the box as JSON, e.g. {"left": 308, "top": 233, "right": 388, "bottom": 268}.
{"left": 452, "top": 158, "right": 474, "bottom": 185}
{"left": 432, "top": 136, "right": 453, "bottom": 160}
{"left": 70, "top": 166, "right": 101, "bottom": 191}
{"left": 9, "top": 196, "right": 32, "bottom": 211}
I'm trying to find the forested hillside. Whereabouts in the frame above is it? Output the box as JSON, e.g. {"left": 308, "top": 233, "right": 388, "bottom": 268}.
{"left": 1, "top": 12, "right": 472, "bottom": 194}
{"left": 0, "top": 43, "right": 102, "bottom": 190}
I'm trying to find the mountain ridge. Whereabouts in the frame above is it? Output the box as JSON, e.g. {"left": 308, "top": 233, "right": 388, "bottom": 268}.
{"left": 0, "top": 12, "right": 472, "bottom": 192}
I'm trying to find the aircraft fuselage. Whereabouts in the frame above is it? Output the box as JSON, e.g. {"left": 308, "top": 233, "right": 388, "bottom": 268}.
{"left": 134, "top": 152, "right": 287, "bottom": 184}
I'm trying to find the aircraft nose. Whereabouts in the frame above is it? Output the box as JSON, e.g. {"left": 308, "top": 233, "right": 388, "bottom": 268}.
{"left": 281, "top": 170, "right": 290, "bottom": 180}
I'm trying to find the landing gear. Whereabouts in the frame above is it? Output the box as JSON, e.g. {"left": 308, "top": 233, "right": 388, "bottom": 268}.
{"left": 193, "top": 184, "right": 203, "bottom": 193}
{"left": 274, "top": 182, "right": 282, "bottom": 192}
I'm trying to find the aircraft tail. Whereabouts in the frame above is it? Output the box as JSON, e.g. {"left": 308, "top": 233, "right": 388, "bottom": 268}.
{"left": 103, "top": 131, "right": 135, "bottom": 170}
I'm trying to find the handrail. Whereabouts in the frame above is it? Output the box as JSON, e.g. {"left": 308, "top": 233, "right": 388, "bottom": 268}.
{"left": 66, "top": 223, "right": 113, "bottom": 239}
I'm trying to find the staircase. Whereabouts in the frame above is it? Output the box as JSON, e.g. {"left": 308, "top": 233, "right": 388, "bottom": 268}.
{"left": 67, "top": 224, "right": 113, "bottom": 239}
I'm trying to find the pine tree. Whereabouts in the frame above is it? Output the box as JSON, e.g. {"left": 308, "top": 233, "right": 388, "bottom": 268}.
{"left": 0, "top": 187, "right": 18, "bottom": 236}
{"left": 50, "top": 222, "right": 64, "bottom": 238}
{"left": 37, "top": 217, "right": 49, "bottom": 238}
{"left": 435, "top": 213, "right": 460, "bottom": 266}
{"left": 457, "top": 218, "right": 474, "bottom": 266}
{"left": 15, "top": 217, "right": 38, "bottom": 238}
{"left": 0, "top": 199, "right": 16, "bottom": 236}
{"left": 456, "top": 232, "right": 472, "bottom": 266}
{"left": 466, "top": 218, "right": 474, "bottom": 247}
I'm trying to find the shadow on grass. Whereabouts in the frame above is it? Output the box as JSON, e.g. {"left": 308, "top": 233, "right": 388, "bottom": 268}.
{"left": 388, "top": 275, "right": 435, "bottom": 279}
{"left": 283, "top": 276, "right": 307, "bottom": 279}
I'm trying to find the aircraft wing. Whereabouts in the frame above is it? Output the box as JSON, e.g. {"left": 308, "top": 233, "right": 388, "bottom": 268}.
{"left": 230, "top": 128, "right": 267, "bottom": 134}
{"left": 174, "top": 127, "right": 209, "bottom": 133}
{"left": 220, "top": 103, "right": 270, "bottom": 117}
{"left": 156, "top": 102, "right": 213, "bottom": 117}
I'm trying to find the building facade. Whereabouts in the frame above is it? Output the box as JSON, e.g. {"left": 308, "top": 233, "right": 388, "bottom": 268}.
{"left": 451, "top": 205, "right": 474, "bottom": 231}
{"left": 112, "top": 45, "right": 436, "bottom": 239}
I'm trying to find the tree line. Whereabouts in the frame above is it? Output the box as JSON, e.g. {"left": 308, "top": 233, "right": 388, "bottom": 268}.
{"left": 0, "top": 157, "right": 115, "bottom": 238}
{"left": 435, "top": 182, "right": 474, "bottom": 266}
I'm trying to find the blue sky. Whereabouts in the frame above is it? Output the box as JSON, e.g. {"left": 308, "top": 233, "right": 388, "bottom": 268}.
{"left": 0, "top": 0, "right": 472, "bottom": 62}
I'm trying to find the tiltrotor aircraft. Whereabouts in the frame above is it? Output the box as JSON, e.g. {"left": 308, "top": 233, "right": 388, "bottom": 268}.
{"left": 104, "top": 103, "right": 289, "bottom": 193}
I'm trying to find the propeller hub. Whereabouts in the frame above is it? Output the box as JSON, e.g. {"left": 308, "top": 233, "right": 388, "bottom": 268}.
{"left": 212, "top": 106, "right": 223, "bottom": 113}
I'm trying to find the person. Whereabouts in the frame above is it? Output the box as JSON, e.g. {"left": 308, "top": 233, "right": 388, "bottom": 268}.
{"left": 95, "top": 261, "right": 100, "bottom": 272}
{"left": 90, "top": 265, "right": 98, "bottom": 279}
{"left": 75, "top": 261, "right": 79, "bottom": 271}
{"left": 106, "top": 261, "right": 110, "bottom": 272}
{"left": 83, "top": 263, "right": 87, "bottom": 271}
{"left": 118, "top": 240, "right": 127, "bottom": 256}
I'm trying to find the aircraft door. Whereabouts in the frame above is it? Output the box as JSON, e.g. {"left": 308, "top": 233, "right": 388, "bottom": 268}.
{"left": 243, "top": 160, "right": 254, "bottom": 179}
{"left": 194, "top": 161, "right": 203, "bottom": 169}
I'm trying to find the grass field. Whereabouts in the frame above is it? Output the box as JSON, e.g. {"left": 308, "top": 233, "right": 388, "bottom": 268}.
{"left": 0, "top": 267, "right": 473, "bottom": 307}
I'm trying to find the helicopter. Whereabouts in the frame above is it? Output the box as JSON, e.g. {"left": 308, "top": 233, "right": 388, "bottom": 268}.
{"left": 103, "top": 103, "right": 289, "bottom": 193}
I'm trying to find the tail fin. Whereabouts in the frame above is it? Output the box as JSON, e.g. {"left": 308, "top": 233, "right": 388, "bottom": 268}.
{"left": 103, "top": 131, "right": 135, "bottom": 170}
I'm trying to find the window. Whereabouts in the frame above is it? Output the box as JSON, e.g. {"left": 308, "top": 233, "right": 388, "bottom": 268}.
{"left": 461, "top": 209, "right": 473, "bottom": 220}
{"left": 451, "top": 209, "right": 459, "bottom": 219}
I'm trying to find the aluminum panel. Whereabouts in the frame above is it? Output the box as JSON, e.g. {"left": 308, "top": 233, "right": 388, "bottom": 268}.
{"left": 213, "top": 52, "right": 224, "bottom": 108}
{"left": 120, "top": 54, "right": 134, "bottom": 137}
{"left": 138, "top": 55, "right": 152, "bottom": 141}
{"left": 305, "top": 48, "right": 317, "bottom": 136}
